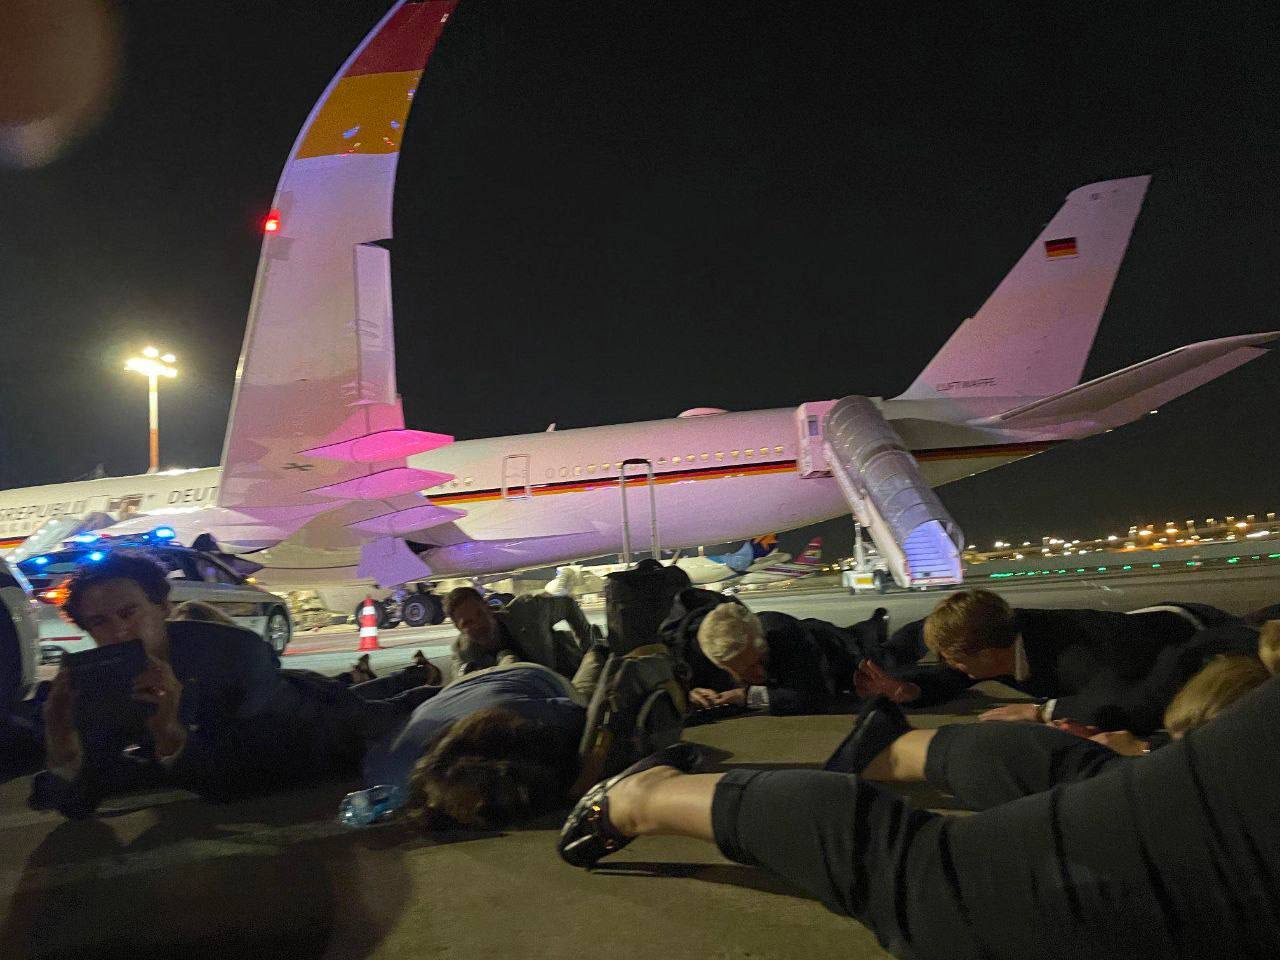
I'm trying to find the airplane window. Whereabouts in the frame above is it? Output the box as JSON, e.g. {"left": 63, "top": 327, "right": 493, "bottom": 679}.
{"left": 587, "top": 464, "right": 596, "bottom": 472}
{"left": 730, "top": 450, "right": 739, "bottom": 457}
{"left": 716, "top": 452, "right": 724, "bottom": 460}
{"left": 657, "top": 458, "right": 666, "bottom": 464}
{"left": 672, "top": 456, "right": 681, "bottom": 464}
{"left": 774, "top": 445, "right": 784, "bottom": 453}
{"left": 686, "top": 454, "right": 694, "bottom": 462}
{"left": 745, "top": 449, "right": 754, "bottom": 456}
{"left": 574, "top": 466, "right": 582, "bottom": 475}
{"left": 560, "top": 468, "right": 568, "bottom": 477}
{"left": 700, "top": 453, "right": 709, "bottom": 461}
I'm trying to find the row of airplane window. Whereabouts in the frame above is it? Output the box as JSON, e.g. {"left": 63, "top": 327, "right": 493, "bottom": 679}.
{"left": 431, "top": 444, "right": 791, "bottom": 492}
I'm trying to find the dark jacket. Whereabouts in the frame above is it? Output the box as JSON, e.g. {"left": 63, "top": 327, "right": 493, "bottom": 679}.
{"left": 754, "top": 612, "right": 861, "bottom": 715}
{"left": 450, "top": 594, "right": 592, "bottom": 680}
{"left": 30, "top": 621, "right": 379, "bottom": 817}
{"left": 883, "top": 606, "right": 1252, "bottom": 733}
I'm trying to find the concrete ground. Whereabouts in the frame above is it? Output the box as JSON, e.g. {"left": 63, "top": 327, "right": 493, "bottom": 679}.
{"left": 3, "top": 569, "right": 1275, "bottom": 959}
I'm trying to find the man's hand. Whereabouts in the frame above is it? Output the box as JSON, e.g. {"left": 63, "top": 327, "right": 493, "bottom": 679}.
{"left": 1088, "top": 730, "right": 1149, "bottom": 756}
{"left": 43, "top": 667, "right": 81, "bottom": 766}
{"left": 713, "top": 687, "right": 748, "bottom": 708}
{"left": 1048, "top": 719, "right": 1101, "bottom": 739}
{"left": 132, "top": 656, "right": 186, "bottom": 759}
{"left": 978, "top": 702, "right": 1042, "bottom": 723}
{"left": 689, "top": 687, "right": 719, "bottom": 710}
{"left": 854, "top": 660, "right": 921, "bottom": 704}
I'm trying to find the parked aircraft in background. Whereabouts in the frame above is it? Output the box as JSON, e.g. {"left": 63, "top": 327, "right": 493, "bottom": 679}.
{"left": 1, "top": 1, "right": 1275, "bottom": 615}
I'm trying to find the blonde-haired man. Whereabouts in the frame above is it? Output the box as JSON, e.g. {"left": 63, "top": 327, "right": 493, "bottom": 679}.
{"left": 914, "top": 589, "right": 1253, "bottom": 733}
{"left": 692, "top": 602, "right": 858, "bottom": 715}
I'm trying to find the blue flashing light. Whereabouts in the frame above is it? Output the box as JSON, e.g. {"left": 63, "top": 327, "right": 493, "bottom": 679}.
{"left": 31, "top": 556, "right": 49, "bottom": 566}
{"left": 153, "top": 527, "right": 177, "bottom": 540}
{"left": 69, "top": 533, "right": 100, "bottom": 544}
{"left": 88, "top": 551, "right": 105, "bottom": 562}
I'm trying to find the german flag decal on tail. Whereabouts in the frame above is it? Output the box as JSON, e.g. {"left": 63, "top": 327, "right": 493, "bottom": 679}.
{"left": 1044, "top": 236, "right": 1078, "bottom": 258}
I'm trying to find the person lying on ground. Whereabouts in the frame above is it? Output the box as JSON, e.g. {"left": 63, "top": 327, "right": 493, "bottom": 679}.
{"left": 686, "top": 602, "right": 862, "bottom": 715}
{"left": 856, "top": 589, "right": 1255, "bottom": 733}
{"left": 827, "top": 652, "right": 1271, "bottom": 813}
{"left": 558, "top": 675, "right": 1280, "bottom": 960}
{"left": 363, "top": 646, "right": 609, "bottom": 830}
{"left": 342, "top": 649, "right": 443, "bottom": 697}
{"left": 31, "top": 552, "right": 435, "bottom": 818}
{"left": 445, "top": 586, "right": 593, "bottom": 681}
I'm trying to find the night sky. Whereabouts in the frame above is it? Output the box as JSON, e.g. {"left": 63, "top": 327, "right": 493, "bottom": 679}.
{"left": 1, "top": 1, "right": 1277, "bottom": 555}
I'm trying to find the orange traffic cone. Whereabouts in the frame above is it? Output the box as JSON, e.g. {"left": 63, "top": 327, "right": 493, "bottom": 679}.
{"left": 357, "top": 597, "right": 381, "bottom": 651}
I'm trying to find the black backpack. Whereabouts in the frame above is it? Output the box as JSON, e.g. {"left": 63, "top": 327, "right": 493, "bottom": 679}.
{"left": 572, "top": 643, "right": 689, "bottom": 793}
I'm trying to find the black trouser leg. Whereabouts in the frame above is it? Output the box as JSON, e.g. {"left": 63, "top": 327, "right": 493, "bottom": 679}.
{"left": 923, "top": 722, "right": 1129, "bottom": 810}
{"left": 348, "top": 665, "right": 436, "bottom": 700}
{"left": 712, "top": 768, "right": 988, "bottom": 960}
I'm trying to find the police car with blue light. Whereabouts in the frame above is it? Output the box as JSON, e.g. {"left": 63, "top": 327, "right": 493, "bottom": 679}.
{"left": 17, "top": 527, "right": 293, "bottom": 660}
{"left": 1, "top": 556, "right": 39, "bottom": 706}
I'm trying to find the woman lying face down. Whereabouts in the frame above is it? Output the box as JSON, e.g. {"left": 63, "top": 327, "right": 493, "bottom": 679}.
{"left": 403, "top": 707, "right": 580, "bottom": 830}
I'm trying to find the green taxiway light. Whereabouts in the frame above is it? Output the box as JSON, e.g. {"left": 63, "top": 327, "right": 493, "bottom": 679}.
{"left": 1075, "top": 568, "right": 1086, "bottom": 573}
{"left": 1152, "top": 563, "right": 1161, "bottom": 568}
{"left": 1268, "top": 553, "right": 1280, "bottom": 559}
{"left": 1122, "top": 565, "right": 1133, "bottom": 570}
{"left": 1097, "top": 567, "right": 1107, "bottom": 572}
{"left": 1227, "top": 557, "right": 1240, "bottom": 564}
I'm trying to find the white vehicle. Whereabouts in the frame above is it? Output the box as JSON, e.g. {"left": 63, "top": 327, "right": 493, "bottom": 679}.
{"left": 1, "top": 556, "right": 39, "bottom": 702}
{"left": 18, "top": 531, "right": 294, "bottom": 658}
{"left": 0, "top": 3, "right": 1275, "bottom": 609}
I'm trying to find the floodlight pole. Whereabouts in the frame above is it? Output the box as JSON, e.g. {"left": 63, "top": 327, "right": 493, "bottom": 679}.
{"left": 124, "top": 348, "right": 177, "bottom": 475}
{"left": 147, "top": 372, "right": 160, "bottom": 473}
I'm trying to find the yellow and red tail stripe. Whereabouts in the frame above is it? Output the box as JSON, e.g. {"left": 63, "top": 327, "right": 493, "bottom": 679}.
{"left": 427, "top": 439, "right": 1061, "bottom": 506}
{"left": 0, "top": 536, "right": 26, "bottom": 551}
{"left": 296, "top": 1, "right": 458, "bottom": 160}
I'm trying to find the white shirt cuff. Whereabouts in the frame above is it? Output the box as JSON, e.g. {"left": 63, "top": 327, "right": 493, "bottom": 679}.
{"left": 746, "top": 686, "right": 771, "bottom": 710}
{"left": 1041, "top": 699, "right": 1058, "bottom": 722}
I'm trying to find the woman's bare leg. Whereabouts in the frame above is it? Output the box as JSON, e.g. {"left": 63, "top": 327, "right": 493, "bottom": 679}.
{"left": 861, "top": 729, "right": 937, "bottom": 781}
{"left": 606, "top": 768, "right": 725, "bottom": 841}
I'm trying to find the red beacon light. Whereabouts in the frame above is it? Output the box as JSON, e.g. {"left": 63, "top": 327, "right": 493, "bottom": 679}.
{"left": 263, "top": 210, "right": 281, "bottom": 233}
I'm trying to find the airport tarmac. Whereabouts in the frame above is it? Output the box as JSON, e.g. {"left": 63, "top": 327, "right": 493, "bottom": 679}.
{"left": 2, "top": 567, "right": 1274, "bottom": 959}
{"left": 278, "top": 564, "right": 1280, "bottom": 675}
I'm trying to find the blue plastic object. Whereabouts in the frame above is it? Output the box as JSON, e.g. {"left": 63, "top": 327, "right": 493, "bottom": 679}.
{"left": 337, "top": 784, "right": 405, "bottom": 827}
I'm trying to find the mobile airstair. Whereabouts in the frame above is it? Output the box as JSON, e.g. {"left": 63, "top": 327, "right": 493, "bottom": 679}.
{"left": 797, "top": 397, "right": 964, "bottom": 589}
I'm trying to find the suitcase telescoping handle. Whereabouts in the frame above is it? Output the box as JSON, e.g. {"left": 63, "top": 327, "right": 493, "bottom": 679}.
{"left": 618, "top": 458, "right": 660, "bottom": 568}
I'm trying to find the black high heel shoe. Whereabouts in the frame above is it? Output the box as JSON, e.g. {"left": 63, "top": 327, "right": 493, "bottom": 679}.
{"left": 558, "top": 742, "right": 702, "bottom": 868}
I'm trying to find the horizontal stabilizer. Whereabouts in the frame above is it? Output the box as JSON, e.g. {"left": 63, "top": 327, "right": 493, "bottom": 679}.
{"left": 307, "top": 467, "right": 453, "bottom": 500}
{"left": 347, "top": 502, "right": 466, "bottom": 536}
{"left": 300, "top": 429, "right": 453, "bottom": 463}
{"left": 984, "top": 332, "right": 1278, "bottom": 434}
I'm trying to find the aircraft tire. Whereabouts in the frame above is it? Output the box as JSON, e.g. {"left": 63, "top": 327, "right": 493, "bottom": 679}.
{"left": 401, "top": 594, "right": 442, "bottom": 628}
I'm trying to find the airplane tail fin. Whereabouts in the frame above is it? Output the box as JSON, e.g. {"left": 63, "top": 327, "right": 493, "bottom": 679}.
{"left": 748, "top": 533, "right": 779, "bottom": 560}
{"left": 898, "top": 175, "right": 1151, "bottom": 403}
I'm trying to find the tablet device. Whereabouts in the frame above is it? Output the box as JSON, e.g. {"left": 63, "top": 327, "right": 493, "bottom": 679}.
{"left": 64, "top": 639, "right": 147, "bottom": 699}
